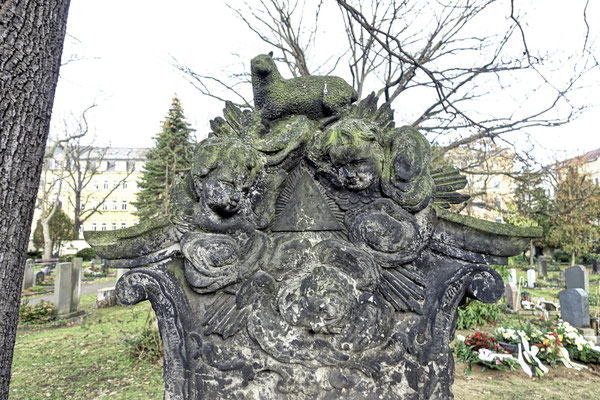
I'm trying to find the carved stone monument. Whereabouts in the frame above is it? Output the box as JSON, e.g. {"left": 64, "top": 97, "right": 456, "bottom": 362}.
{"left": 86, "top": 53, "right": 540, "bottom": 399}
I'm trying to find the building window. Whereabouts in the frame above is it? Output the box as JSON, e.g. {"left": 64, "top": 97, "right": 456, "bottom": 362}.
{"left": 596, "top": 178, "right": 599, "bottom": 186}
{"left": 101, "top": 223, "right": 107, "bottom": 231}
{"left": 112, "top": 200, "right": 117, "bottom": 211}
{"left": 121, "top": 222, "right": 126, "bottom": 229}
{"left": 113, "top": 180, "right": 118, "bottom": 189}
{"left": 122, "top": 181, "right": 128, "bottom": 189}
{"left": 92, "top": 201, "right": 98, "bottom": 210}
{"left": 94, "top": 181, "right": 99, "bottom": 190}
{"left": 80, "top": 202, "right": 85, "bottom": 211}
{"left": 103, "top": 180, "right": 108, "bottom": 189}
{"left": 102, "top": 202, "right": 108, "bottom": 211}
{"left": 79, "top": 225, "right": 85, "bottom": 233}
{"left": 111, "top": 223, "right": 117, "bottom": 230}
{"left": 92, "top": 223, "right": 97, "bottom": 231}
{"left": 106, "top": 160, "right": 115, "bottom": 171}
{"left": 121, "top": 200, "right": 127, "bottom": 211}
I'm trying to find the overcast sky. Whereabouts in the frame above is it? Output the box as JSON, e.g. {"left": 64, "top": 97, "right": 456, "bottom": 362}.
{"left": 51, "top": 1, "right": 600, "bottom": 163}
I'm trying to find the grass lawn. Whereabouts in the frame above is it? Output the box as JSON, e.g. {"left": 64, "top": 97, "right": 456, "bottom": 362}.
{"left": 10, "top": 267, "right": 600, "bottom": 399}
{"left": 10, "top": 294, "right": 163, "bottom": 399}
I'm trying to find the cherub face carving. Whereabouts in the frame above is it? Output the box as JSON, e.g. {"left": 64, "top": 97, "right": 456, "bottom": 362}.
{"left": 190, "top": 138, "right": 263, "bottom": 219}
{"left": 310, "top": 118, "right": 383, "bottom": 192}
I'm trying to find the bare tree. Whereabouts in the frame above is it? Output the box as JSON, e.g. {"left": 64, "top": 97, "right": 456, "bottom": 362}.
{"left": 59, "top": 107, "right": 133, "bottom": 237}
{"left": 177, "top": 0, "right": 598, "bottom": 168}
{"left": 0, "top": 0, "right": 71, "bottom": 396}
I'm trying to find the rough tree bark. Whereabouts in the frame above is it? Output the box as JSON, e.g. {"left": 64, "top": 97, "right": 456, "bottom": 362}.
{"left": 0, "top": 0, "right": 71, "bottom": 397}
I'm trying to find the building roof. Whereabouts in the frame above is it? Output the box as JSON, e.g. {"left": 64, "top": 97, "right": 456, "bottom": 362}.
{"left": 49, "top": 145, "right": 150, "bottom": 161}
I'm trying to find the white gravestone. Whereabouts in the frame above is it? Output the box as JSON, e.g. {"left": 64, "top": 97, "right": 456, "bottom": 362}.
{"left": 526, "top": 269, "right": 536, "bottom": 288}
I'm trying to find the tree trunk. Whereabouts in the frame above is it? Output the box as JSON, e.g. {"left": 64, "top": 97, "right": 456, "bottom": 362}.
{"left": 73, "top": 191, "right": 81, "bottom": 239}
{"left": 0, "top": 0, "right": 71, "bottom": 397}
{"left": 42, "top": 218, "right": 53, "bottom": 259}
{"left": 571, "top": 252, "right": 576, "bottom": 266}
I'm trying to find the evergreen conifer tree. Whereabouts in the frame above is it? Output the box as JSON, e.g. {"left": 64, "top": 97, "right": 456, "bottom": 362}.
{"left": 133, "top": 97, "right": 194, "bottom": 218}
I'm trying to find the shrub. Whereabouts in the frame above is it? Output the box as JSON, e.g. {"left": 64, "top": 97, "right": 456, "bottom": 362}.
{"left": 19, "top": 300, "right": 55, "bottom": 324}
{"left": 76, "top": 247, "right": 96, "bottom": 261}
{"left": 456, "top": 299, "right": 502, "bottom": 330}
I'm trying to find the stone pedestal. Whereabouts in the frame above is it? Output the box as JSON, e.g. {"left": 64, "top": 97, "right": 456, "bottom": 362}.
{"left": 22, "top": 259, "right": 34, "bottom": 290}
{"left": 559, "top": 288, "right": 589, "bottom": 328}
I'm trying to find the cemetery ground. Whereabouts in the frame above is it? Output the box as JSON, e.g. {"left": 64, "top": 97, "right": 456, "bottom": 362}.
{"left": 10, "top": 264, "right": 600, "bottom": 399}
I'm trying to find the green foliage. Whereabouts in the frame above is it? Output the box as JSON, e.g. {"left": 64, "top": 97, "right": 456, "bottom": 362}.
{"left": 123, "top": 312, "right": 163, "bottom": 363}
{"left": 548, "top": 166, "right": 600, "bottom": 264}
{"left": 76, "top": 247, "right": 96, "bottom": 261}
{"left": 589, "top": 294, "right": 598, "bottom": 307}
{"left": 19, "top": 300, "right": 55, "bottom": 324}
{"left": 32, "top": 208, "right": 74, "bottom": 253}
{"left": 456, "top": 299, "right": 502, "bottom": 329}
{"left": 133, "top": 97, "right": 195, "bottom": 219}
{"left": 508, "top": 169, "right": 552, "bottom": 246}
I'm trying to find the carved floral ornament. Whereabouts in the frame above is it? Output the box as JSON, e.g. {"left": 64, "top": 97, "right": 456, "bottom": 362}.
{"left": 86, "top": 54, "right": 540, "bottom": 400}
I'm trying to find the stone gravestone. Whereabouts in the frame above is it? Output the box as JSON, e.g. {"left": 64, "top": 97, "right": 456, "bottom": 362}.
{"left": 565, "top": 265, "right": 589, "bottom": 293}
{"left": 22, "top": 259, "right": 34, "bottom": 290}
{"left": 95, "top": 287, "right": 117, "bottom": 308}
{"left": 592, "top": 258, "right": 599, "bottom": 275}
{"left": 85, "top": 54, "right": 541, "bottom": 400}
{"left": 537, "top": 256, "right": 547, "bottom": 278}
{"left": 34, "top": 270, "right": 45, "bottom": 285}
{"left": 508, "top": 268, "right": 517, "bottom": 284}
{"left": 54, "top": 261, "right": 81, "bottom": 317}
{"left": 559, "top": 288, "right": 590, "bottom": 327}
{"left": 504, "top": 283, "right": 520, "bottom": 311}
{"left": 527, "top": 269, "right": 536, "bottom": 288}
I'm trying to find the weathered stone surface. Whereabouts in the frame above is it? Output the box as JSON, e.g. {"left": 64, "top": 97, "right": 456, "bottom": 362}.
{"left": 85, "top": 64, "right": 541, "bottom": 400}
{"left": 504, "top": 282, "right": 520, "bottom": 311}
{"left": 565, "top": 265, "right": 589, "bottom": 293}
{"left": 559, "top": 288, "right": 590, "bottom": 327}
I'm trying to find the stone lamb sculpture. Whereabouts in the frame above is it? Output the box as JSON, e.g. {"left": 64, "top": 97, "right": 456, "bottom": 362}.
{"left": 251, "top": 52, "right": 358, "bottom": 123}
{"left": 85, "top": 56, "right": 541, "bottom": 399}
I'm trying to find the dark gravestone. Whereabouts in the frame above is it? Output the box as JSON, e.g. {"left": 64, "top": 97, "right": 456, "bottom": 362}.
{"left": 85, "top": 57, "right": 540, "bottom": 400}
{"left": 592, "top": 258, "right": 599, "bottom": 275}
{"left": 559, "top": 288, "right": 590, "bottom": 327}
{"left": 565, "top": 265, "right": 589, "bottom": 293}
{"left": 537, "top": 256, "right": 547, "bottom": 278}
{"left": 34, "top": 270, "right": 45, "bottom": 285}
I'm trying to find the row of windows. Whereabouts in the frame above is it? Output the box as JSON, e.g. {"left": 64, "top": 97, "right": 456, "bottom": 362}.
{"left": 88, "top": 222, "right": 127, "bottom": 231}
{"left": 93, "top": 180, "right": 134, "bottom": 190}
{"left": 82, "top": 200, "right": 130, "bottom": 211}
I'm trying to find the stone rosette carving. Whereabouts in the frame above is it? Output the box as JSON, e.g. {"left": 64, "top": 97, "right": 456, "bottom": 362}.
{"left": 85, "top": 55, "right": 541, "bottom": 400}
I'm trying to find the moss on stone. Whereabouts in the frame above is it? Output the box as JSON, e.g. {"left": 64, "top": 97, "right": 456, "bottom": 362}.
{"left": 435, "top": 206, "right": 543, "bottom": 238}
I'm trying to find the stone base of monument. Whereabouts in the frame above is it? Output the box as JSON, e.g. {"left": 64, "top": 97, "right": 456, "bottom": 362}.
{"left": 95, "top": 287, "right": 118, "bottom": 308}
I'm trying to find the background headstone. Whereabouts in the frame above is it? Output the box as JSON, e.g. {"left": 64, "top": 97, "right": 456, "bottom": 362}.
{"left": 22, "top": 259, "right": 34, "bottom": 290}
{"left": 592, "top": 258, "right": 599, "bottom": 275}
{"left": 527, "top": 269, "right": 536, "bottom": 288}
{"left": 34, "top": 270, "right": 45, "bottom": 284}
{"left": 54, "top": 262, "right": 79, "bottom": 316}
{"left": 537, "top": 256, "right": 547, "bottom": 278}
{"left": 504, "top": 283, "right": 520, "bottom": 311}
{"left": 71, "top": 257, "right": 83, "bottom": 311}
{"left": 559, "top": 288, "right": 590, "bottom": 327}
{"left": 95, "top": 287, "right": 117, "bottom": 308}
{"left": 565, "top": 265, "right": 589, "bottom": 293}
{"left": 508, "top": 268, "right": 517, "bottom": 284}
